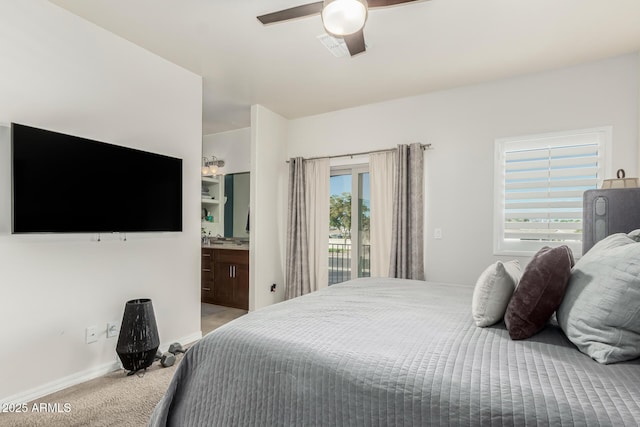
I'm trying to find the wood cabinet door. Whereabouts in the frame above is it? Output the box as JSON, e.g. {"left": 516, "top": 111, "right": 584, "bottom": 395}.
{"left": 233, "top": 262, "right": 249, "bottom": 310}
{"left": 207, "top": 249, "right": 249, "bottom": 310}
{"left": 213, "top": 261, "right": 234, "bottom": 306}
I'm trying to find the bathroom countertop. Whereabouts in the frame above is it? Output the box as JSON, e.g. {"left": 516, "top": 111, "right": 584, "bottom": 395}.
{"left": 202, "top": 241, "right": 249, "bottom": 251}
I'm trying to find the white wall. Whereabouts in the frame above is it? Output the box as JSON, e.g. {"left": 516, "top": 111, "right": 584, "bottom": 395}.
{"left": 203, "top": 128, "right": 251, "bottom": 174}
{"left": 249, "top": 105, "right": 288, "bottom": 310}
{"left": 201, "top": 128, "right": 251, "bottom": 236}
{"left": 287, "top": 54, "right": 639, "bottom": 286}
{"left": 0, "top": 2, "right": 202, "bottom": 403}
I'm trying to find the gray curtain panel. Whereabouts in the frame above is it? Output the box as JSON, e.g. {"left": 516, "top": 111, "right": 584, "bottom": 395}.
{"left": 285, "top": 157, "right": 311, "bottom": 299}
{"left": 389, "top": 143, "right": 425, "bottom": 280}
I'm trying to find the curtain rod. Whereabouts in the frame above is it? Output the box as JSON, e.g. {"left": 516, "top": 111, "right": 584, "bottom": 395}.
{"left": 286, "top": 143, "right": 432, "bottom": 163}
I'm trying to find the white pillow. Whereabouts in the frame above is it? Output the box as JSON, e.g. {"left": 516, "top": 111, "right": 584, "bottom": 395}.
{"left": 472, "top": 260, "right": 521, "bottom": 327}
{"left": 557, "top": 231, "right": 640, "bottom": 364}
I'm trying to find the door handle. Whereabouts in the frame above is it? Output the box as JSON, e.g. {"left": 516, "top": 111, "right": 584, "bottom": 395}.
{"left": 233, "top": 265, "right": 236, "bottom": 278}
{"left": 229, "top": 266, "right": 232, "bottom": 277}
{"left": 202, "top": 287, "right": 211, "bottom": 291}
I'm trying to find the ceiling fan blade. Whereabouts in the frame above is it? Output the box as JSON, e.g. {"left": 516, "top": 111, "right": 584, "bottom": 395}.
{"left": 257, "top": 2, "right": 324, "bottom": 25}
{"left": 367, "top": 0, "right": 420, "bottom": 8}
{"left": 344, "top": 30, "right": 366, "bottom": 57}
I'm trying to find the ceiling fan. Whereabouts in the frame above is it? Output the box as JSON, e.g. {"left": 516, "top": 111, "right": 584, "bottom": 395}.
{"left": 257, "top": 0, "right": 421, "bottom": 57}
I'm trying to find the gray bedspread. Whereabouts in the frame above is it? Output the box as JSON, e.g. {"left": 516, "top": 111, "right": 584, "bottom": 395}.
{"left": 149, "top": 278, "right": 640, "bottom": 426}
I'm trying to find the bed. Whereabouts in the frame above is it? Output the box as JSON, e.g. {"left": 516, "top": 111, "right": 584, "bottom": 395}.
{"left": 150, "top": 277, "right": 640, "bottom": 426}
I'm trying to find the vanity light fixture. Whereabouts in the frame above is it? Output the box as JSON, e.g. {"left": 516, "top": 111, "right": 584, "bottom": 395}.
{"left": 202, "top": 156, "right": 225, "bottom": 176}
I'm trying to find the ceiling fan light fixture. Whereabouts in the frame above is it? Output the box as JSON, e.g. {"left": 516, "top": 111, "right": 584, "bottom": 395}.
{"left": 322, "top": 0, "right": 368, "bottom": 36}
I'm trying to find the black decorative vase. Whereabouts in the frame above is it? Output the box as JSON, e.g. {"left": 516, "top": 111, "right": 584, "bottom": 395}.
{"left": 116, "top": 298, "right": 160, "bottom": 375}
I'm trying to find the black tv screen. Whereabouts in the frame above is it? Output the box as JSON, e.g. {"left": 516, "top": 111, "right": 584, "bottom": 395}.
{"left": 11, "top": 123, "right": 183, "bottom": 233}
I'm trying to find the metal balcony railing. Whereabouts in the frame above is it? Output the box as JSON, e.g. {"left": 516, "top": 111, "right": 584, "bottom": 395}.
{"left": 328, "top": 243, "right": 370, "bottom": 285}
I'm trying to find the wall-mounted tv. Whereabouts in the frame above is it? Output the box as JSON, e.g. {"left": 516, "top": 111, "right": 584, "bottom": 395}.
{"left": 11, "top": 123, "right": 182, "bottom": 234}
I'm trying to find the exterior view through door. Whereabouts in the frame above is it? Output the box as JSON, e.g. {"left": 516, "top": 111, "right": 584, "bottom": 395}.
{"left": 329, "top": 165, "right": 370, "bottom": 285}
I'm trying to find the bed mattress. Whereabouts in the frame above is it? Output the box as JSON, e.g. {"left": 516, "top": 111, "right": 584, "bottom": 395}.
{"left": 150, "top": 278, "right": 640, "bottom": 426}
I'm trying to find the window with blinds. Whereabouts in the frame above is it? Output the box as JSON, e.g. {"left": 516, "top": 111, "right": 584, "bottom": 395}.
{"left": 494, "top": 127, "right": 611, "bottom": 256}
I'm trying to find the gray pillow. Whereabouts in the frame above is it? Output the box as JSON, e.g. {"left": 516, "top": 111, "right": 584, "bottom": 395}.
{"left": 557, "top": 231, "right": 640, "bottom": 364}
{"left": 472, "top": 260, "right": 521, "bottom": 327}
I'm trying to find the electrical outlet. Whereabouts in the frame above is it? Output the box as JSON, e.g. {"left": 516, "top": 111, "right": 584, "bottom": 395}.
{"left": 85, "top": 326, "right": 98, "bottom": 344}
{"left": 107, "top": 322, "right": 119, "bottom": 339}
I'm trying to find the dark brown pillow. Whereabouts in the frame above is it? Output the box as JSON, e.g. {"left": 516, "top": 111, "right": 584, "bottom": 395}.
{"left": 504, "top": 245, "right": 575, "bottom": 340}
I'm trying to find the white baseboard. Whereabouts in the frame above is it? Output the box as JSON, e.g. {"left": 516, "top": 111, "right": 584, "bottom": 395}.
{"left": 0, "top": 360, "right": 121, "bottom": 406}
{"left": 158, "top": 331, "right": 203, "bottom": 352}
{"left": 0, "top": 331, "right": 203, "bottom": 406}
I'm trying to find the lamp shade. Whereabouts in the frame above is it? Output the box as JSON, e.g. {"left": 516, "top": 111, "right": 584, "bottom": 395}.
{"left": 322, "top": 0, "right": 368, "bottom": 36}
{"left": 116, "top": 298, "right": 160, "bottom": 374}
{"left": 601, "top": 169, "right": 639, "bottom": 189}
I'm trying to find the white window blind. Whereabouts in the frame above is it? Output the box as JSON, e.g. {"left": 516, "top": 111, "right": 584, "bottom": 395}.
{"left": 494, "top": 127, "right": 611, "bottom": 256}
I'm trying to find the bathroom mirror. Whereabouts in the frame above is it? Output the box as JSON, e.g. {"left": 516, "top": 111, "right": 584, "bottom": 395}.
{"left": 223, "top": 172, "right": 250, "bottom": 238}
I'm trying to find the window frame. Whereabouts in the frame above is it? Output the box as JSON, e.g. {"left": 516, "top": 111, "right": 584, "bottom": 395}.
{"left": 493, "top": 126, "right": 612, "bottom": 257}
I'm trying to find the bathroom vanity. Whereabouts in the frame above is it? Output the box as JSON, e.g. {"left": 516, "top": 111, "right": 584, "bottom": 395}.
{"left": 201, "top": 242, "right": 249, "bottom": 310}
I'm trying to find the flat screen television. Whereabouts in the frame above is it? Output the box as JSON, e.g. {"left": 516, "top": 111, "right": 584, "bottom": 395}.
{"left": 11, "top": 123, "right": 183, "bottom": 233}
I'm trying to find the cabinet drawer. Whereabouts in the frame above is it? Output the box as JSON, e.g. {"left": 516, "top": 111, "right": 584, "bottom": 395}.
{"left": 201, "top": 248, "right": 214, "bottom": 260}
{"left": 213, "top": 249, "right": 249, "bottom": 265}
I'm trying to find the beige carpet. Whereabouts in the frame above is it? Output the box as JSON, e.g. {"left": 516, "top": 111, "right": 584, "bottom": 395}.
{"left": 0, "top": 304, "right": 246, "bottom": 427}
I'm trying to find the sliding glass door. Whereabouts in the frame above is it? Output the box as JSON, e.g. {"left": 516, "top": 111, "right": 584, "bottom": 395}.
{"left": 329, "top": 165, "right": 370, "bottom": 285}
